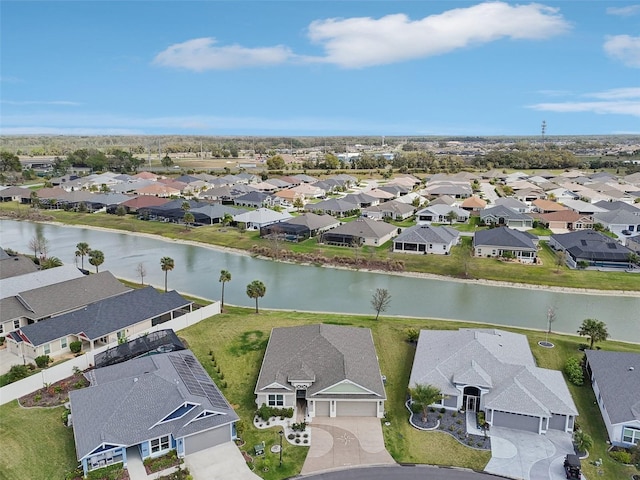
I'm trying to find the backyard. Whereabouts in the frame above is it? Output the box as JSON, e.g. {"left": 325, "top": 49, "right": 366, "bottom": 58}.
{"left": 0, "top": 307, "right": 638, "bottom": 480}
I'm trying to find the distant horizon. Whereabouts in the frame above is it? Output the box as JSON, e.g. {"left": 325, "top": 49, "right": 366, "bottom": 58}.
{"left": 2, "top": 1, "right": 639, "bottom": 136}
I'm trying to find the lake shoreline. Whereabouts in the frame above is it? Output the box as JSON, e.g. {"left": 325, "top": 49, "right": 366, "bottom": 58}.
{"left": 22, "top": 218, "right": 640, "bottom": 298}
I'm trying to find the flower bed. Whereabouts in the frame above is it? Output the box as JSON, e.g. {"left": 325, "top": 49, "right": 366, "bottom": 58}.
{"left": 19, "top": 372, "right": 89, "bottom": 407}
{"left": 143, "top": 450, "right": 181, "bottom": 474}
{"left": 408, "top": 406, "right": 491, "bottom": 450}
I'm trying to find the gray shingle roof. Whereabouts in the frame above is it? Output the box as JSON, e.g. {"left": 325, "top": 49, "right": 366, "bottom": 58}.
{"left": 395, "top": 225, "right": 459, "bottom": 245}
{"left": 409, "top": 329, "right": 577, "bottom": 417}
{"left": 0, "top": 265, "right": 84, "bottom": 299}
{"left": 70, "top": 350, "right": 238, "bottom": 460}
{"left": 481, "top": 204, "right": 533, "bottom": 221}
{"left": 255, "top": 324, "right": 385, "bottom": 400}
{"left": 285, "top": 213, "right": 340, "bottom": 230}
{"left": 325, "top": 217, "right": 397, "bottom": 239}
{"left": 585, "top": 350, "right": 640, "bottom": 425}
{"left": 0, "top": 254, "right": 39, "bottom": 280}
{"left": 0, "top": 271, "right": 130, "bottom": 322}
{"left": 17, "top": 286, "right": 190, "bottom": 346}
{"left": 551, "top": 230, "right": 633, "bottom": 262}
{"left": 473, "top": 227, "right": 538, "bottom": 250}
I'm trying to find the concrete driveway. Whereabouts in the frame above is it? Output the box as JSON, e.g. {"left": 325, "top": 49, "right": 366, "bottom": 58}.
{"left": 484, "top": 427, "right": 575, "bottom": 480}
{"left": 184, "top": 441, "right": 261, "bottom": 480}
{"left": 301, "top": 417, "right": 395, "bottom": 475}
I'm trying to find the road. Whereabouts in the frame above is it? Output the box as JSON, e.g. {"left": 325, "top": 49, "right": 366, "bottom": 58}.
{"left": 299, "top": 465, "right": 508, "bottom": 480}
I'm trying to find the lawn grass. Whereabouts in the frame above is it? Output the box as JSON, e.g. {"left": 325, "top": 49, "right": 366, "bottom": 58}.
{"left": 2, "top": 202, "right": 639, "bottom": 291}
{"left": 0, "top": 402, "right": 77, "bottom": 480}
{"left": 1, "top": 308, "right": 638, "bottom": 480}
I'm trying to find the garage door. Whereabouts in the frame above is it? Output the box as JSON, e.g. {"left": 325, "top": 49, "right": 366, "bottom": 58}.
{"left": 492, "top": 411, "right": 539, "bottom": 433}
{"left": 548, "top": 414, "right": 567, "bottom": 430}
{"left": 184, "top": 426, "right": 230, "bottom": 455}
{"left": 315, "top": 401, "right": 330, "bottom": 417}
{"left": 337, "top": 401, "right": 377, "bottom": 417}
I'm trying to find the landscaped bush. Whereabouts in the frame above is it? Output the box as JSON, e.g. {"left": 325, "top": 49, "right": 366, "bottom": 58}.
{"left": 0, "top": 364, "right": 30, "bottom": 386}
{"left": 86, "top": 463, "right": 127, "bottom": 480}
{"left": 255, "top": 404, "right": 294, "bottom": 422}
{"left": 406, "top": 328, "right": 419, "bottom": 343}
{"left": 35, "top": 355, "right": 51, "bottom": 369}
{"left": 291, "top": 421, "right": 307, "bottom": 432}
{"left": 564, "top": 356, "right": 584, "bottom": 385}
{"left": 609, "top": 449, "right": 632, "bottom": 464}
{"left": 69, "top": 341, "right": 82, "bottom": 354}
{"left": 143, "top": 450, "right": 180, "bottom": 474}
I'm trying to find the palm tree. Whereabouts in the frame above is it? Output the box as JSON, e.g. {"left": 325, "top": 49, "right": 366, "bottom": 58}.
{"left": 577, "top": 318, "right": 609, "bottom": 349}
{"left": 75, "top": 242, "right": 90, "bottom": 270}
{"left": 246, "top": 280, "right": 266, "bottom": 314}
{"left": 160, "top": 256, "right": 175, "bottom": 292}
{"left": 219, "top": 270, "right": 231, "bottom": 312}
{"left": 88, "top": 250, "right": 104, "bottom": 273}
{"left": 409, "top": 384, "right": 442, "bottom": 422}
{"left": 573, "top": 430, "right": 593, "bottom": 455}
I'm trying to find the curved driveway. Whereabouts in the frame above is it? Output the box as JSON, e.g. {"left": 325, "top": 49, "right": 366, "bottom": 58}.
{"left": 300, "top": 465, "right": 507, "bottom": 480}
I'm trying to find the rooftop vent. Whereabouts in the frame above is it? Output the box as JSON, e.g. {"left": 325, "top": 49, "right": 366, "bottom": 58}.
{"left": 630, "top": 367, "right": 635, "bottom": 371}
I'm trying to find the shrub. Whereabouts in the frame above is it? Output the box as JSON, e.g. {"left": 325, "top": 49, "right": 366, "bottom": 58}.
{"left": 69, "top": 341, "right": 82, "bottom": 354}
{"left": 564, "top": 356, "right": 584, "bottom": 386}
{"left": 288, "top": 433, "right": 295, "bottom": 440}
{"left": 35, "top": 355, "right": 51, "bottom": 369}
{"left": 0, "top": 364, "right": 30, "bottom": 386}
{"left": 406, "top": 328, "right": 419, "bottom": 343}
{"left": 609, "top": 449, "right": 632, "bottom": 464}
{"left": 440, "top": 407, "right": 446, "bottom": 414}
{"left": 61, "top": 408, "right": 70, "bottom": 425}
{"left": 0, "top": 336, "right": 4, "bottom": 346}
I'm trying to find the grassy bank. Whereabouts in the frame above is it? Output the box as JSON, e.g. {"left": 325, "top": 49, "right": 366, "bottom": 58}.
{"left": 2, "top": 202, "right": 639, "bottom": 292}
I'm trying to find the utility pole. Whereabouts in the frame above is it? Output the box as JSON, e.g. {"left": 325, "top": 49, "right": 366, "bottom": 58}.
{"left": 541, "top": 120, "right": 547, "bottom": 148}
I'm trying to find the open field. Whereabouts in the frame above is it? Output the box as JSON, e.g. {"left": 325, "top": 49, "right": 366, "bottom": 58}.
{"left": 2, "top": 202, "right": 639, "bottom": 292}
{"left": 1, "top": 307, "right": 637, "bottom": 480}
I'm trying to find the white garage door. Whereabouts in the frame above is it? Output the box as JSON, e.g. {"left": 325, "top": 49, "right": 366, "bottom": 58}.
{"left": 492, "top": 411, "right": 539, "bottom": 433}
{"left": 184, "top": 426, "right": 231, "bottom": 455}
{"left": 337, "top": 401, "right": 377, "bottom": 417}
{"left": 315, "top": 401, "right": 330, "bottom": 417}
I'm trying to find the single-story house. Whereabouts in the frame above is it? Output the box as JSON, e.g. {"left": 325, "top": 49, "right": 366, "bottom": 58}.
{"left": 532, "top": 199, "right": 567, "bottom": 214}
{"left": 593, "top": 208, "right": 640, "bottom": 236}
{"left": 362, "top": 199, "right": 415, "bottom": 221}
{"left": 473, "top": 226, "right": 539, "bottom": 263}
{"left": 319, "top": 217, "right": 398, "bottom": 247}
{"left": 0, "top": 264, "right": 84, "bottom": 301}
{"left": 533, "top": 211, "right": 594, "bottom": 232}
{"left": 409, "top": 329, "right": 578, "bottom": 434}
{"left": 0, "top": 271, "right": 130, "bottom": 336}
{"left": 548, "top": 230, "right": 634, "bottom": 269}
{"left": 0, "top": 249, "right": 39, "bottom": 280}
{"left": 416, "top": 204, "right": 469, "bottom": 225}
{"left": 480, "top": 205, "right": 534, "bottom": 229}
{"left": 232, "top": 207, "right": 292, "bottom": 230}
{"left": 308, "top": 198, "right": 360, "bottom": 217}
{"left": 260, "top": 213, "right": 340, "bottom": 241}
{"left": 70, "top": 349, "right": 238, "bottom": 477}
{"left": 560, "top": 199, "right": 608, "bottom": 216}
{"left": 460, "top": 196, "right": 487, "bottom": 213}
{"left": 584, "top": 350, "right": 640, "bottom": 447}
{"left": 234, "top": 191, "right": 280, "bottom": 208}
{"left": 342, "top": 192, "right": 379, "bottom": 208}
{"left": 255, "top": 324, "right": 386, "bottom": 420}
{"left": 393, "top": 225, "right": 460, "bottom": 255}
{"left": 6, "top": 286, "right": 192, "bottom": 361}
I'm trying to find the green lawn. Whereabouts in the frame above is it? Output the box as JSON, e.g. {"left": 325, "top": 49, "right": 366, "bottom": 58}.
{"left": 2, "top": 203, "right": 639, "bottom": 291}
{"left": 1, "top": 308, "right": 638, "bottom": 480}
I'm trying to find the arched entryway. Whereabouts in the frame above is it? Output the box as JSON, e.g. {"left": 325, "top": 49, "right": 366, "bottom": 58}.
{"left": 463, "top": 386, "right": 481, "bottom": 412}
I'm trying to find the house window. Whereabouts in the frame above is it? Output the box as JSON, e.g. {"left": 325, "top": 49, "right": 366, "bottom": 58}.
{"left": 44, "top": 344, "right": 51, "bottom": 355}
{"left": 268, "top": 394, "right": 284, "bottom": 407}
{"left": 13, "top": 319, "right": 20, "bottom": 330}
{"left": 150, "top": 435, "right": 171, "bottom": 454}
{"left": 61, "top": 338, "right": 67, "bottom": 349}
{"left": 623, "top": 427, "right": 640, "bottom": 445}
{"left": 0, "top": 324, "right": 3, "bottom": 334}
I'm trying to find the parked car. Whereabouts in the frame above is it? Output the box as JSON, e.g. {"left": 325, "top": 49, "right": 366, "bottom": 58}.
{"left": 564, "top": 454, "right": 581, "bottom": 479}
{"left": 621, "top": 229, "right": 632, "bottom": 235}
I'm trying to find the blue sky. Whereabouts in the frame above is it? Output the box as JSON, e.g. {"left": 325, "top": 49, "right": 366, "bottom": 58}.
{"left": 1, "top": 1, "right": 639, "bottom": 136}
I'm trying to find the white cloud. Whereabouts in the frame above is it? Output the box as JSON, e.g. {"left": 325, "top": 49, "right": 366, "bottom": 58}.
{"left": 604, "top": 35, "right": 640, "bottom": 67}
{"left": 153, "top": 37, "right": 293, "bottom": 71}
{"left": 606, "top": 5, "right": 640, "bottom": 16}
{"left": 306, "top": 2, "right": 570, "bottom": 68}
{"left": 528, "top": 87, "right": 640, "bottom": 116}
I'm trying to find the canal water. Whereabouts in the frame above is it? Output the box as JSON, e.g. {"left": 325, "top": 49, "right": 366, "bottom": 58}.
{"left": 1, "top": 219, "right": 638, "bottom": 342}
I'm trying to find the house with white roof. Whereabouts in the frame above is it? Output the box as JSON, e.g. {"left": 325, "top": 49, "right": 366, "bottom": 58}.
{"left": 232, "top": 207, "right": 292, "bottom": 230}
{"left": 409, "top": 329, "right": 578, "bottom": 434}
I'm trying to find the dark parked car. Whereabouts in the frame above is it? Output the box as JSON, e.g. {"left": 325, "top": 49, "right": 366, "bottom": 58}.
{"left": 564, "top": 454, "right": 581, "bottom": 479}
{"left": 621, "top": 229, "right": 632, "bottom": 235}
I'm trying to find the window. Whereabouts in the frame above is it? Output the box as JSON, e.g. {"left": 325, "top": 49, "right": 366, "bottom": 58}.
{"left": 268, "top": 394, "right": 284, "bottom": 407}
{"left": 13, "top": 320, "right": 20, "bottom": 330}
{"left": 0, "top": 324, "right": 3, "bottom": 335}
{"left": 623, "top": 427, "right": 640, "bottom": 445}
{"left": 61, "top": 338, "right": 67, "bottom": 349}
{"left": 44, "top": 344, "right": 51, "bottom": 355}
{"left": 160, "top": 403, "right": 197, "bottom": 423}
{"left": 150, "top": 435, "right": 171, "bottom": 454}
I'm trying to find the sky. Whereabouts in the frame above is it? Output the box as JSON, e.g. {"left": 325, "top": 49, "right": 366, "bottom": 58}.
{"left": 1, "top": 1, "right": 639, "bottom": 137}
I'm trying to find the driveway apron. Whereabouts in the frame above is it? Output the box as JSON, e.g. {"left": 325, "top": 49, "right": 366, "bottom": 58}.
{"left": 301, "top": 417, "right": 395, "bottom": 475}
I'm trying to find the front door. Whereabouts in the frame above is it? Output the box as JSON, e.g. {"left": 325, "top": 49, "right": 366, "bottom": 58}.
{"left": 466, "top": 395, "right": 479, "bottom": 412}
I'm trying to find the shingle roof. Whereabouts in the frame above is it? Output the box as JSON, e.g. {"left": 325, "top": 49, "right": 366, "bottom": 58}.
{"left": 473, "top": 226, "right": 537, "bottom": 250}
{"left": 255, "top": 324, "right": 385, "bottom": 400}
{"left": 0, "top": 254, "right": 39, "bottom": 280}
{"left": 310, "top": 198, "right": 359, "bottom": 213}
{"left": 325, "top": 217, "right": 397, "bottom": 239}
{"left": 0, "top": 265, "right": 84, "bottom": 299}
{"left": 395, "top": 225, "right": 459, "bottom": 245}
{"left": 285, "top": 213, "right": 340, "bottom": 230}
{"left": 480, "top": 205, "right": 533, "bottom": 221}
{"left": 0, "top": 271, "right": 130, "bottom": 323}
{"left": 70, "top": 350, "right": 238, "bottom": 460}
{"left": 409, "top": 329, "right": 578, "bottom": 417}
{"left": 16, "top": 286, "right": 190, "bottom": 346}
{"left": 585, "top": 350, "right": 640, "bottom": 424}
{"left": 551, "top": 230, "right": 633, "bottom": 262}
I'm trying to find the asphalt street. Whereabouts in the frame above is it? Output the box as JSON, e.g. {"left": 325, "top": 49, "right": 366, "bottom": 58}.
{"left": 298, "top": 465, "right": 508, "bottom": 480}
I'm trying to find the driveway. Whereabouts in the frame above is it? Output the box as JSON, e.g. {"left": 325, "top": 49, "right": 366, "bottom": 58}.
{"left": 301, "top": 417, "right": 395, "bottom": 475}
{"left": 0, "top": 347, "right": 22, "bottom": 375}
{"left": 485, "top": 427, "right": 575, "bottom": 480}
{"left": 184, "top": 441, "right": 261, "bottom": 480}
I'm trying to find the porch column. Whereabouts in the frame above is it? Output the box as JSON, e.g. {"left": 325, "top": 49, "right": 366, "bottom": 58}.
{"left": 538, "top": 416, "right": 543, "bottom": 434}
